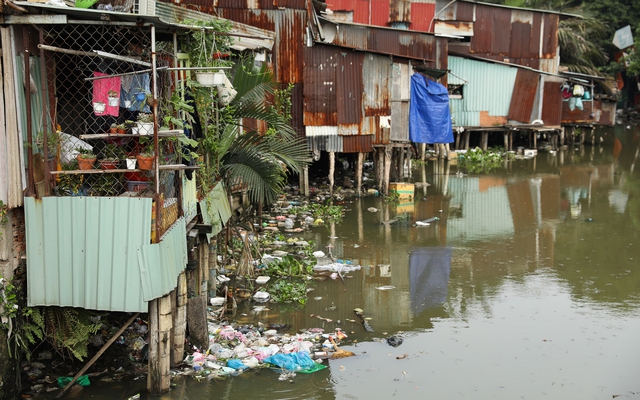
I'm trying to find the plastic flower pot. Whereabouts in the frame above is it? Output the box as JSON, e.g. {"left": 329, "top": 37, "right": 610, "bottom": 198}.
{"left": 93, "top": 102, "right": 106, "bottom": 114}
{"left": 136, "top": 154, "right": 154, "bottom": 170}
{"left": 195, "top": 71, "right": 225, "bottom": 87}
{"left": 76, "top": 155, "right": 96, "bottom": 170}
{"left": 126, "top": 158, "right": 137, "bottom": 170}
{"left": 108, "top": 96, "right": 119, "bottom": 106}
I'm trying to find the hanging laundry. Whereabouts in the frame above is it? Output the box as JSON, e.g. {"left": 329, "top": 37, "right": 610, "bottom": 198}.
{"left": 92, "top": 71, "right": 120, "bottom": 117}
{"left": 568, "top": 96, "right": 576, "bottom": 111}
{"left": 575, "top": 97, "right": 584, "bottom": 111}
{"left": 572, "top": 84, "right": 584, "bottom": 97}
{"left": 121, "top": 73, "right": 150, "bottom": 113}
{"left": 561, "top": 83, "right": 572, "bottom": 99}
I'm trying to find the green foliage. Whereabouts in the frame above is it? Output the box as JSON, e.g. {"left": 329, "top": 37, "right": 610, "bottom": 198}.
{"left": 44, "top": 308, "right": 102, "bottom": 361}
{"left": 289, "top": 202, "right": 344, "bottom": 222}
{"left": 180, "top": 19, "right": 234, "bottom": 69}
{"left": 1, "top": 277, "right": 44, "bottom": 360}
{"left": 266, "top": 279, "right": 309, "bottom": 305}
{"left": 0, "top": 200, "right": 7, "bottom": 237}
{"left": 263, "top": 254, "right": 315, "bottom": 277}
{"left": 458, "top": 148, "right": 512, "bottom": 174}
{"left": 384, "top": 190, "right": 400, "bottom": 205}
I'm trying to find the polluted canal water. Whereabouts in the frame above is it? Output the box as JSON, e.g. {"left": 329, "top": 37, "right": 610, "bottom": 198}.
{"left": 52, "top": 126, "right": 640, "bottom": 400}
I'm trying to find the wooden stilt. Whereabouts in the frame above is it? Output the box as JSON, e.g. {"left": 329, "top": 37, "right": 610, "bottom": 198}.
{"left": 420, "top": 143, "right": 426, "bottom": 161}
{"left": 509, "top": 131, "right": 513, "bottom": 151}
{"left": 328, "top": 151, "right": 335, "bottom": 197}
{"left": 444, "top": 143, "right": 450, "bottom": 159}
{"left": 481, "top": 132, "right": 488, "bottom": 151}
{"left": 465, "top": 131, "right": 470, "bottom": 150}
{"left": 455, "top": 130, "right": 460, "bottom": 150}
{"left": 382, "top": 146, "right": 392, "bottom": 196}
{"left": 375, "top": 148, "right": 383, "bottom": 191}
{"left": 504, "top": 132, "right": 509, "bottom": 152}
{"left": 533, "top": 130, "right": 537, "bottom": 149}
{"left": 398, "top": 147, "right": 406, "bottom": 178}
{"left": 356, "top": 152, "right": 363, "bottom": 196}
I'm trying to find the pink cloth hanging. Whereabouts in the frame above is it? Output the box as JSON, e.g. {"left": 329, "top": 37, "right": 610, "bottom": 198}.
{"left": 92, "top": 71, "right": 121, "bottom": 117}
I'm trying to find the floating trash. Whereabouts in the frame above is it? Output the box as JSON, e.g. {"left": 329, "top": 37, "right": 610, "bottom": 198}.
{"left": 375, "top": 285, "right": 396, "bottom": 290}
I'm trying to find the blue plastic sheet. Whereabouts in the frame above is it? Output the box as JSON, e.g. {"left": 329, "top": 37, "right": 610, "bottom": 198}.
{"left": 409, "top": 74, "right": 453, "bottom": 144}
{"left": 227, "top": 359, "right": 248, "bottom": 370}
{"left": 263, "top": 352, "right": 325, "bottom": 373}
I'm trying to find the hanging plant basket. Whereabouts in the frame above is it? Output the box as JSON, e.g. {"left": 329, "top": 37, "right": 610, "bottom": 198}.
{"left": 195, "top": 71, "right": 225, "bottom": 87}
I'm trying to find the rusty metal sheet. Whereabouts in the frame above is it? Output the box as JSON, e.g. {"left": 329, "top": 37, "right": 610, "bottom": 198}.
{"left": 273, "top": 0, "right": 306, "bottom": 9}
{"left": 339, "top": 123, "right": 360, "bottom": 135}
{"left": 337, "top": 51, "right": 364, "bottom": 125}
{"left": 216, "top": 8, "right": 305, "bottom": 83}
{"left": 561, "top": 99, "right": 616, "bottom": 125}
{"left": 341, "top": 134, "right": 373, "bottom": 152}
{"left": 303, "top": 45, "right": 338, "bottom": 126}
{"left": 389, "top": 0, "right": 411, "bottom": 23}
{"left": 509, "top": 22, "right": 531, "bottom": 58}
{"left": 508, "top": 68, "right": 539, "bottom": 123}
{"left": 490, "top": 8, "right": 512, "bottom": 55}
{"left": 529, "top": 13, "right": 542, "bottom": 58}
{"left": 409, "top": 2, "right": 435, "bottom": 32}
{"left": 360, "top": 115, "right": 382, "bottom": 136}
{"left": 470, "top": 4, "right": 492, "bottom": 53}
{"left": 362, "top": 53, "right": 391, "bottom": 116}
{"left": 324, "top": 21, "right": 445, "bottom": 67}
{"left": 541, "top": 14, "right": 558, "bottom": 58}
{"left": 455, "top": 1, "right": 475, "bottom": 22}
{"left": 541, "top": 78, "right": 563, "bottom": 126}
{"left": 290, "top": 82, "right": 305, "bottom": 137}
{"left": 434, "top": 21, "right": 474, "bottom": 37}
{"left": 390, "top": 62, "right": 410, "bottom": 142}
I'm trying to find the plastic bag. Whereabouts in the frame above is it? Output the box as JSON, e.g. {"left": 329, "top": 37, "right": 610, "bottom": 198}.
{"left": 57, "top": 375, "right": 90, "bottom": 388}
{"left": 227, "top": 359, "right": 248, "bottom": 370}
{"left": 575, "top": 97, "right": 584, "bottom": 111}
{"left": 263, "top": 352, "right": 325, "bottom": 373}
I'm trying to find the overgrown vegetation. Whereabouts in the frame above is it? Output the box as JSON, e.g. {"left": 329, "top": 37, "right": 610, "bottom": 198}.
{"left": 458, "top": 147, "right": 514, "bottom": 174}
{"left": 1, "top": 277, "right": 101, "bottom": 361}
{"left": 288, "top": 202, "right": 344, "bottom": 223}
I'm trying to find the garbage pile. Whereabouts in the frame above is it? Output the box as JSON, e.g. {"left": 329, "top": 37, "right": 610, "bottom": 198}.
{"left": 178, "top": 323, "right": 354, "bottom": 380}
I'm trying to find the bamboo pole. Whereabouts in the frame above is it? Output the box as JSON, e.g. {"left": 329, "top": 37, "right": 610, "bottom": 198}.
{"left": 56, "top": 313, "right": 140, "bottom": 399}
{"left": 328, "top": 151, "right": 335, "bottom": 197}
{"left": 355, "top": 152, "right": 363, "bottom": 196}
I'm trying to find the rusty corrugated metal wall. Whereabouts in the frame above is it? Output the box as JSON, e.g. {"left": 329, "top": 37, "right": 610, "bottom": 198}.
{"left": 303, "top": 45, "right": 338, "bottom": 126}
{"left": 508, "top": 69, "right": 540, "bottom": 123}
{"left": 541, "top": 77, "right": 563, "bottom": 127}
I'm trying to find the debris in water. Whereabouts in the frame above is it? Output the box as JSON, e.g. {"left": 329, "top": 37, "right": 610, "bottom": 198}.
{"left": 396, "top": 354, "right": 409, "bottom": 360}
{"left": 386, "top": 336, "right": 404, "bottom": 347}
{"left": 375, "top": 285, "right": 396, "bottom": 290}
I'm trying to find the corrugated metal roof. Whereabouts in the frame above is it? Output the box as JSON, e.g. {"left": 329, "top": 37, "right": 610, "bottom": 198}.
{"left": 457, "top": 0, "right": 581, "bottom": 18}
{"left": 25, "top": 196, "right": 153, "bottom": 312}
{"left": 138, "top": 218, "right": 187, "bottom": 301}
{"left": 448, "top": 56, "right": 517, "bottom": 127}
{"left": 508, "top": 68, "right": 540, "bottom": 123}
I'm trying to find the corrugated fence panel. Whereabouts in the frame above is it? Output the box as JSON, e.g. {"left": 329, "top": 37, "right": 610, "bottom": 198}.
{"left": 200, "top": 181, "right": 232, "bottom": 243}
{"left": 448, "top": 56, "right": 517, "bottom": 126}
{"left": 541, "top": 14, "right": 559, "bottom": 59}
{"left": 341, "top": 134, "right": 373, "bottom": 153}
{"left": 303, "top": 45, "right": 338, "bottom": 126}
{"left": 508, "top": 68, "right": 540, "bottom": 123}
{"left": 25, "top": 196, "right": 152, "bottom": 312}
{"left": 336, "top": 51, "right": 364, "bottom": 125}
{"left": 139, "top": 219, "right": 187, "bottom": 302}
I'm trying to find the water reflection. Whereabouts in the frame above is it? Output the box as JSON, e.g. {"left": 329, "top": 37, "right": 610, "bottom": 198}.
{"left": 83, "top": 126, "right": 640, "bottom": 399}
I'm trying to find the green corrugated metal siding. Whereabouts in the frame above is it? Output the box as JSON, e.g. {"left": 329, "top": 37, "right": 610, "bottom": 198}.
{"left": 25, "top": 196, "right": 153, "bottom": 312}
{"left": 138, "top": 219, "right": 187, "bottom": 301}
{"left": 182, "top": 173, "right": 198, "bottom": 223}
{"left": 200, "top": 182, "right": 232, "bottom": 243}
{"left": 448, "top": 56, "right": 517, "bottom": 127}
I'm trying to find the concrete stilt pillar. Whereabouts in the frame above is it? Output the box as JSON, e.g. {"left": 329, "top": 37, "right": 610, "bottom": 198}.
{"left": 172, "top": 272, "right": 187, "bottom": 366}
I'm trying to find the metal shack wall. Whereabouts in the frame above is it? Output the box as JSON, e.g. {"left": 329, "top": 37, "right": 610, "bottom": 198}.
{"left": 561, "top": 99, "right": 615, "bottom": 126}
{"left": 447, "top": 56, "right": 517, "bottom": 127}
{"left": 444, "top": 2, "right": 559, "bottom": 73}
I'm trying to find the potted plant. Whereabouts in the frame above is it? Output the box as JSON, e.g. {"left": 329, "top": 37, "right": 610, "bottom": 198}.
{"left": 109, "top": 123, "right": 118, "bottom": 134}
{"left": 184, "top": 20, "right": 233, "bottom": 87}
{"left": 99, "top": 143, "right": 125, "bottom": 170}
{"left": 108, "top": 90, "right": 119, "bottom": 106}
{"left": 76, "top": 147, "right": 96, "bottom": 170}
{"left": 116, "top": 123, "right": 127, "bottom": 134}
{"left": 136, "top": 137, "right": 155, "bottom": 170}
{"left": 136, "top": 113, "right": 154, "bottom": 136}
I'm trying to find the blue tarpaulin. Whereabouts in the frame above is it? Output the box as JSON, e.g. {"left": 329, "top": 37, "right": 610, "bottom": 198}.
{"left": 409, "top": 74, "right": 453, "bottom": 144}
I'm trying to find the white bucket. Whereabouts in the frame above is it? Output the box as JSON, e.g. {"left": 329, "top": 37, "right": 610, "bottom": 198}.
{"left": 137, "top": 122, "right": 154, "bottom": 136}
{"left": 108, "top": 96, "right": 119, "bottom": 107}
{"left": 93, "top": 102, "right": 106, "bottom": 114}
{"left": 126, "top": 158, "right": 137, "bottom": 170}
{"left": 196, "top": 71, "right": 225, "bottom": 87}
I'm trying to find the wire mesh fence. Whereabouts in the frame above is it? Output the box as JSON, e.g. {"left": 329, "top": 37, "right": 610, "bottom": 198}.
{"left": 39, "top": 22, "right": 187, "bottom": 235}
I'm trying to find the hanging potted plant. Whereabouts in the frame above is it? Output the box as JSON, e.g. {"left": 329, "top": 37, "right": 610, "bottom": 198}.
{"left": 76, "top": 147, "right": 96, "bottom": 170}
{"left": 185, "top": 20, "right": 232, "bottom": 87}
{"left": 136, "top": 137, "right": 155, "bottom": 170}
{"left": 136, "top": 112, "right": 154, "bottom": 136}
{"left": 99, "top": 143, "right": 125, "bottom": 170}
{"left": 108, "top": 90, "right": 119, "bottom": 107}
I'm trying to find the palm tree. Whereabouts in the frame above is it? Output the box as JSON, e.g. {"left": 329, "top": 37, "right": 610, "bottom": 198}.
{"left": 203, "top": 58, "right": 309, "bottom": 206}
